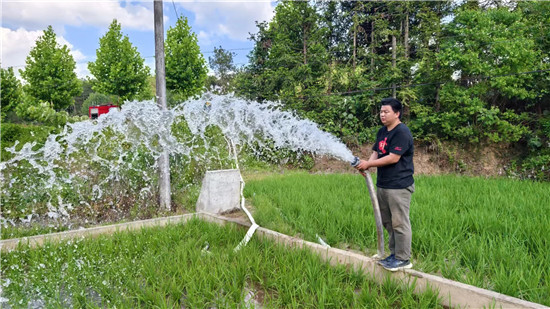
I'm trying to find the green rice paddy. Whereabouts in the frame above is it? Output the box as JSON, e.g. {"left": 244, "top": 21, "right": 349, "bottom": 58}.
{"left": 244, "top": 172, "right": 550, "bottom": 306}
{"left": 0, "top": 219, "right": 441, "bottom": 308}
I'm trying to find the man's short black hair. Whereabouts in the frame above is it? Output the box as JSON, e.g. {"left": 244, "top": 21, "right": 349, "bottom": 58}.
{"left": 380, "top": 98, "right": 402, "bottom": 120}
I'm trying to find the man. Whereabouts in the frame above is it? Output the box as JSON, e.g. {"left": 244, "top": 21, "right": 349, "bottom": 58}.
{"left": 355, "top": 98, "right": 414, "bottom": 271}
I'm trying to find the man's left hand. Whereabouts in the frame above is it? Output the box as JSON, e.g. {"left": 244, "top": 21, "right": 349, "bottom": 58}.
{"left": 356, "top": 159, "right": 370, "bottom": 170}
{"left": 355, "top": 160, "right": 371, "bottom": 176}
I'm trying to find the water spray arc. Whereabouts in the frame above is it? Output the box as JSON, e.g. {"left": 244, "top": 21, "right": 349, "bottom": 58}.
{"left": 3, "top": 93, "right": 384, "bottom": 257}
{"left": 351, "top": 156, "right": 385, "bottom": 258}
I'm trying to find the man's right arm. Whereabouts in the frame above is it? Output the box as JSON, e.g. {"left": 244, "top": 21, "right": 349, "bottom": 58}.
{"left": 369, "top": 151, "right": 378, "bottom": 162}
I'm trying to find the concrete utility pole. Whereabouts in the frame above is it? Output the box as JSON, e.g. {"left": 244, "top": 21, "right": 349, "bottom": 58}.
{"left": 154, "top": 0, "right": 171, "bottom": 210}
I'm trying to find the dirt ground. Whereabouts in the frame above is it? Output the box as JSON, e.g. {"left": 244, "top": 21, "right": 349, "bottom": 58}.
{"left": 311, "top": 141, "right": 519, "bottom": 177}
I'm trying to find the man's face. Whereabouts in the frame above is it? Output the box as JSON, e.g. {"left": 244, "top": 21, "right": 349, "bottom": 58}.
{"left": 380, "top": 105, "right": 399, "bottom": 126}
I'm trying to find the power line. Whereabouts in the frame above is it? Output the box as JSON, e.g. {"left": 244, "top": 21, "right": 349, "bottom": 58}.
{"left": 300, "top": 68, "right": 550, "bottom": 98}
{"left": 202, "top": 48, "right": 253, "bottom": 54}
{"left": 171, "top": 0, "right": 180, "bottom": 20}
{"left": 5, "top": 48, "right": 253, "bottom": 69}
{"left": 7, "top": 67, "right": 548, "bottom": 101}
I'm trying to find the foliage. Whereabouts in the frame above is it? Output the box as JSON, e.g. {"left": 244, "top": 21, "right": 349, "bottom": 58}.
{"left": 0, "top": 123, "right": 57, "bottom": 161}
{"left": 0, "top": 66, "right": 22, "bottom": 121}
{"left": 21, "top": 102, "right": 71, "bottom": 127}
{"left": 410, "top": 84, "right": 529, "bottom": 143}
{"left": 207, "top": 46, "right": 236, "bottom": 93}
{"left": 19, "top": 26, "right": 82, "bottom": 111}
{"left": 236, "top": 1, "right": 328, "bottom": 107}
{"left": 1, "top": 219, "right": 442, "bottom": 307}
{"left": 245, "top": 173, "right": 550, "bottom": 305}
{"left": 165, "top": 16, "right": 207, "bottom": 101}
{"left": 72, "top": 79, "right": 94, "bottom": 116}
{"left": 232, "top": 1, "right": 550, "bottom": 167}
{"left": 138, "top": 75, "right": 156, "bottom": 101}
{"left": 80, "top": 92, "right": 119, "bottom": 116}
{"left": 88, "top": 20, "right": 150, "bottom": 101}
{"left": 12, "top": 94, "right": 85, "bottom": 128}
{"left": 518, "top": 154, "right": 550, "bottom": 181}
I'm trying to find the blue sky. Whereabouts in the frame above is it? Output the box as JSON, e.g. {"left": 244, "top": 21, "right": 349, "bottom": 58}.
{"left": 1, "top": 0, "right": 276, "bottom": 79}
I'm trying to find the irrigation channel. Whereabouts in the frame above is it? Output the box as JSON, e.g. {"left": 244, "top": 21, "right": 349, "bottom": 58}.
{"left": 1, "top": 93, "right": 547, "bottom": 307}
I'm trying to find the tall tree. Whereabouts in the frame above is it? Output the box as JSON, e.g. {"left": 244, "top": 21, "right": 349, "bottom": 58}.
{"left": 237, "top": 1, "right": 328, "bottom": 111}
{"left": 88, "top": 20, "right": 150, "bottom": 101}
{"left": 72, "top": 79, "right": 93, "bottom": 115}
{"left": 208, "top": 46, "right": 236, "bottom": 93}
{"left": 518, "top": 1, "right": 550, "bottom": 115}
{"left": 165, "top": 16, "right": 207, "bottom": 100}
{"left": 419, "top": 7, "right": 537, "bottom": 143}
{"left": 0, "top": 66, "right": 23, "bottom": 121}
{"left": 19, "top": 26, "right": 81, "bottom": 111}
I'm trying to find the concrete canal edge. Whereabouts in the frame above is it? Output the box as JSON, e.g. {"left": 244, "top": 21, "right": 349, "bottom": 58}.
{"left": 0, "top": 214, "right": 198, "bottom": 251}
{"left": 1, "top": 212, "right": 547, "bottom": 309}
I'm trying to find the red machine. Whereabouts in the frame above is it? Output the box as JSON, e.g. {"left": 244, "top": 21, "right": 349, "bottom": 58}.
{"left": 88, "top": 104, "right": 119, "bottom": 119}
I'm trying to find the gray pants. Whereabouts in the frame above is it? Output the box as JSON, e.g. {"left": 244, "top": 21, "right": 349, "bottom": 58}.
{"left": 377, "top": 184, "right": 414, "bottom": 261}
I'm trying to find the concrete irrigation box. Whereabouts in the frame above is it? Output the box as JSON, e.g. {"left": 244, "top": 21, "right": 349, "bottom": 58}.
{"left": 196, "top": 169, "right": 242, "bottom": 214}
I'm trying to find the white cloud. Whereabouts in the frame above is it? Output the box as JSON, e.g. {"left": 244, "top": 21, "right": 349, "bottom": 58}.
{"left": 179, "top": 1, "right": 275, "bottom": 42}
{"left": 197, "top": 31, "right": 213, "bottom": 47}
{"left": 2, "top": 1, "right": 154, "bottom": 32}
{"left": 1, "top": 27, "right": 89, "bottom": 78}
{"left": 1, "top": 28, "right": 42, "bottom": 72}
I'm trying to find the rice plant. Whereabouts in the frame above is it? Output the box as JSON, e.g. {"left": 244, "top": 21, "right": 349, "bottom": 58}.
{"left": 244, "top": 173, "right": 550, "bottom": 306}
{"left": 0, "top": 219, "right": 442, "bottom": 308}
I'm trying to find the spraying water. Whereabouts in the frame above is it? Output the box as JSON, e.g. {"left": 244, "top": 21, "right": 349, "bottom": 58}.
{"left": 1, "top": 93, "right": 355, "bottom": 226}
{"left": 176, "top": 93, "right": 355, "bottom": 162}
{"left": 1, "top": 101, "right": 189, "bottom": 226}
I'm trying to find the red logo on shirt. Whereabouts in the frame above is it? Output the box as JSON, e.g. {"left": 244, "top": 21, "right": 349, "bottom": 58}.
{"left": 395, "top": 146, "right": 402, "bottom": 151}
{"left": 378, "top": 137, "right": 388, "bottom": 154}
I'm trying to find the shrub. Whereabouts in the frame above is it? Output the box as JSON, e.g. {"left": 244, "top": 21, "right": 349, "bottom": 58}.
{"left": 520, "top": 154, "right": 550, "bottom": 181}
{"left": 0, "top": 123, "right": 57, "bottom": 161}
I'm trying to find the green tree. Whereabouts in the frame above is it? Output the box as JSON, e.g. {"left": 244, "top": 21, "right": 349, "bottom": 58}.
{"left": 72, "top": 79, "right": 93, "bottom": 115}
{"left": 412, "top": 7, "right": 536, "bottom": 143}
{"left": 0, "top": 66, "right": 22, "bottom": 121}
{"left": 165, "top": 16, "right": 207, "bottom": 100}
{"left": 88, "top": 19, "right": 150, "bottom": 101}
{"left": 208, "top": 46, "right": 236, "bottom": 93}
{"left": 237, "top": 1, "right": 329, "bottom": 111}
{"left": 19, "top": 26, "right": 81, "bottom": 111}
{"left": 518, "top": 1, "right": 550, "bottom": 114}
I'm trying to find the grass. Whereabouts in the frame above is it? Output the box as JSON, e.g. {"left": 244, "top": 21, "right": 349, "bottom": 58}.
{"left": 0, "top": 219, "right": 442, "bottom": 308}
{"left": 244, "top": 172, "right": 550, "bottom": 306}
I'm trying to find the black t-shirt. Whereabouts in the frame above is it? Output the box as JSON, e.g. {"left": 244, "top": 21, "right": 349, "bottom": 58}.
{"left": 371, "top": 123, "right": 414, "bottom": 189}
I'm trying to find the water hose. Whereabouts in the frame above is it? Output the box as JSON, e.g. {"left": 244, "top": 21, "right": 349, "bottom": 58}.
{"left": 351, "top": 157, "right": 385, "bottom": 258}
{"left": 316, "top": 234, "right": 331, "bottom": 248}
{"left": 227, "top": 139, "right": 259, "bottom": 252}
